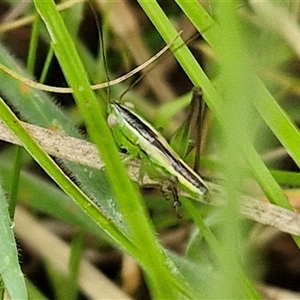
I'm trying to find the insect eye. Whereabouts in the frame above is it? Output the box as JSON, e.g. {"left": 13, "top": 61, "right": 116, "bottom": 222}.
{"left": 123, "top": 102, "right": 135, "bottom": 109}
{"left": 107, "top": 114, "right": 117, "bottom": 128}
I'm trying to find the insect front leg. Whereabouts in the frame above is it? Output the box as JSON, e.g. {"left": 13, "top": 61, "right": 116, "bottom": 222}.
{"left": 161, "top": 175, "right": 181, "bottom": 218}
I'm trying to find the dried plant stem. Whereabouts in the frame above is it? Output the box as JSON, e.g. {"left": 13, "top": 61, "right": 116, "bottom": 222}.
{"left": 1, "top": 120, "right": 299, "bottom": 236}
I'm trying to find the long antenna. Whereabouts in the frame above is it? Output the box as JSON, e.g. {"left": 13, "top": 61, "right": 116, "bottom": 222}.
{"left": 87, "top": 1, "right": 111, "bottom": 101}
{"left": 119, "top": 31, "right": 198, "bottom": 102}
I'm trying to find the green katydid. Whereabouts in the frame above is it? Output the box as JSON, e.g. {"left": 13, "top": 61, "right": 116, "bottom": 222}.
{"left": 107, "top": 87, "right": 208, "bottom": 209}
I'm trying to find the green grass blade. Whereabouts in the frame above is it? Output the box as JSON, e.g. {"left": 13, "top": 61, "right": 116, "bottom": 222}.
{"left": 32, "top": 0, "right": 147, "bottom": 239}
{"left": 0, "top": 183, "right": 27, "bottom": 299}
{"left": 8, "top": 147, "right": 23, "bottom": 219}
